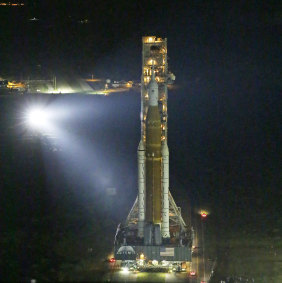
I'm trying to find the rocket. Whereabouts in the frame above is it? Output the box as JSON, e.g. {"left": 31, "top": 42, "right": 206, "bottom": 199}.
{"left": 145, "top": 68, "right": 162, "bottom": 225}
{"left": 137, "top": 67, "right": 170, "bottom": 244}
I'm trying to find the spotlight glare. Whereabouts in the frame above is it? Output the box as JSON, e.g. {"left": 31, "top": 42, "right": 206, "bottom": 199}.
{"left": 121, "top": 267, "right": 129, "bottom": 273}
{"left": 26, "top": 107, "right": 49, "bottom": 130}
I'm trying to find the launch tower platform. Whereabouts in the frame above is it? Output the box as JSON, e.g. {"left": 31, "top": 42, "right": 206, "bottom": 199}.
{"left": 114, "top": 36, "right": 192, "bottom": 263}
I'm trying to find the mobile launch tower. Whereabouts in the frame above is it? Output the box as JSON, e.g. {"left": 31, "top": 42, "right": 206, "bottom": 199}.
{"left": 114, "top": 36, "right": 192, "bottom": 265}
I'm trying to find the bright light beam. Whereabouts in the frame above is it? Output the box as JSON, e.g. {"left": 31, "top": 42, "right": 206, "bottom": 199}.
{"left": 23, "top": 103, "right": 70, "bottom": 137}
{"left": 26, "top": 107, "right": 49, "bottom": 130}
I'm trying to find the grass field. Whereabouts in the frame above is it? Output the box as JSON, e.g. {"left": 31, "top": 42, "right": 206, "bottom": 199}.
{"left": 212, "top": 232, "right": 282, "bottom": 282}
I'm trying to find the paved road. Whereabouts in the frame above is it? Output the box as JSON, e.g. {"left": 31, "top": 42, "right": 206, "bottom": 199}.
{"left": 103, "top": 270, "right": 194, "bottom": 282}
{"left": 102, "top": 250, "right": 214, "bottom": 283}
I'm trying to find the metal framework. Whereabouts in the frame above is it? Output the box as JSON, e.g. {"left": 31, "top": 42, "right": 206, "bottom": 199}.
{"left": 126, "top": 191, "right": 187, "bottom": 232}
{"left": 141, "top": 36, "right": 169, "bottom": 142}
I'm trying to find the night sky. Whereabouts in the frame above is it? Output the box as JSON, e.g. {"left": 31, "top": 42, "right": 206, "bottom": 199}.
{"left": 0, "top": 0, "right": 281, "bottom": 281}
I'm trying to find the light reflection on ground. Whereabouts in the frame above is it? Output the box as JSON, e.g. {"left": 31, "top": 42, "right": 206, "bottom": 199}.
{"left": 104, "top": 270, "right": 192, "bottom": 282}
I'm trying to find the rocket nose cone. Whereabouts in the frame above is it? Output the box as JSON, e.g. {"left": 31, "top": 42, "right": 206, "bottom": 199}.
{"left": 148, "top": 70, "right": 158, "bottom": 106}
{"left": 138, "top": 140, "right": 145, "bottom": 150}
{"left": 148, "top": 68, "right": 158, "bottom": 90}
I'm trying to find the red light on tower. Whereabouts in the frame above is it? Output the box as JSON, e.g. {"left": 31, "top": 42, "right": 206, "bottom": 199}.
{"left": 201, "top": 212, "right": 207, "bottom": 218}
{"left": 200, "top": 210, "right": 208, "bottom": 218}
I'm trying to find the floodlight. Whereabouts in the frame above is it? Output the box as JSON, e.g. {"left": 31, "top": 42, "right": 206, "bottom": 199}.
{"left": 25, "top": 107, "right": 49, "bottom": 130}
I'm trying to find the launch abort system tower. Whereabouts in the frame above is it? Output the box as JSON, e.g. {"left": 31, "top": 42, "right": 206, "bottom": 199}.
{"left": 114, "top": 36, "right": 192, "bottom": 264}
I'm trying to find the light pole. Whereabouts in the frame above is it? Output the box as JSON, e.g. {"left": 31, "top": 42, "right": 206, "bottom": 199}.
{"left": 201, "top": 216, "right": 206, "bottom": 282}
{"left": 200, "top": 210, "right": 208, "bottom": 283}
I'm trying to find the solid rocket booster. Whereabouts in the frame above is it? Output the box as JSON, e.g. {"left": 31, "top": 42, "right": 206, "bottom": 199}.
{"left": 137, "top": 140, "right": 145, "bottom": 238}
{"left": 145, "top": 69, "right": 162, "bottom": 225}
{"left": 161, "top": 141, "right": 170, "bottom": 238}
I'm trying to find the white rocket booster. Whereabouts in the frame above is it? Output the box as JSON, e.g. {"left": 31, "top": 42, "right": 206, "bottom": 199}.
{"left": 137, "top": 139, "right": 145, "bottom": 238}
{"left": 161, "top": 141, "right": 170, "bottom": 238}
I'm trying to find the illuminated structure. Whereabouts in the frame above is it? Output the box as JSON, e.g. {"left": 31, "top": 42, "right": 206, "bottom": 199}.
{"left": 114, "top": 36, "right": 192, "bottom": 264}
{"left": 0, "top": 2, "right": 24, "bottom": 6}
{"left": 7, "top": 81, "right": 26, "bottom": 91}
{"left": 139, "top": 36, "right": 175, "bottom": 241}
{"left": 141, "top": 36, "right": 169, "bottom": 142}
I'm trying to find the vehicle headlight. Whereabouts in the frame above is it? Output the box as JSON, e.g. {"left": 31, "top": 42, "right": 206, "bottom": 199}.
{"left": 122, "top": 267, "right": 129, "bottom": 273}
